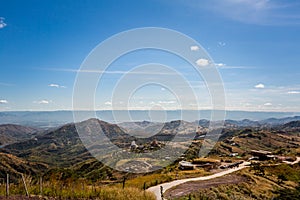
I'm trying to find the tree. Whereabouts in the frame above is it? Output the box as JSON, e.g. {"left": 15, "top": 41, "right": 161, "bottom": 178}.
{"left": 250, "top": 162, "right": 265, "bottom": 176}
{"left": 277, "top": 174, "right": 287, "bottom": 184}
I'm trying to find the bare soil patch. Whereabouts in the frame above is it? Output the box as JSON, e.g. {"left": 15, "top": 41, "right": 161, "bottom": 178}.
{"left": 164, "top": 174, "right": 247, "bottom": 199}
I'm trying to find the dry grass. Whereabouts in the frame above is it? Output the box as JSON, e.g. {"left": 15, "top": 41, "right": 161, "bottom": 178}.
{"left": 192, "top": 158, "right": 220, "bottom": 164}
{"left": 0, "top": 181, "right": 155, "bottom": 200}
{"left": 125, "top": 169, "right": 210, "bottom": 190}
{"left": 125, "top": 173, "right": 174, "bottom": 189}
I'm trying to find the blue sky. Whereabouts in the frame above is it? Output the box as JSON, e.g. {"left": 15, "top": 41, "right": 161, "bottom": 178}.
{"left": 0, "top": 0, "right": 300, "bottom": 112}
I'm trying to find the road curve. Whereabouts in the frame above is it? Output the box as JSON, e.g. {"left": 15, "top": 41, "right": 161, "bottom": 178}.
{"left": 147, "top": 161, "right": 250, "bottom": 200}
{"left": 293, "top": 157, "right": 300, "bottom": 165}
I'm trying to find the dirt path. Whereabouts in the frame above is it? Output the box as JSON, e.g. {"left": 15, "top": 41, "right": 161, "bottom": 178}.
{"left": 283, "top": 156, "right": 300, "bottom": 165}
{"left": 146, "top": 161, "right": 250, "bottom": 200}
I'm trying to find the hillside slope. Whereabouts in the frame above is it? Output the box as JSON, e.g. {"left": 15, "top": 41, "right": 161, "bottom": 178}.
{"left": 0, "top": 152, "right": 48, "bottom": 182}
{"left": 0, "top": 124, "right": 38, "bottom": 146}
{"left": 3, "top": 119, "right": 134, "bottom": 167}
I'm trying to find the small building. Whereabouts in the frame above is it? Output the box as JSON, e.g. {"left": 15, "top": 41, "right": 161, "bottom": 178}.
{"left": 130, "top": 141, "right": 138, "bottom": 150}
{"left": 248, "top": 156, "right": 259, "bottom": 161}
{"left": 221, "top": 161, "right": 243, "bottom": 169}
{"left": 250, "top": 150, "right": 273, "bottom": 161}
{"left": 276, "top": 156, "right": 296, "bottom": 163}
{"left": 266, "top": 155, "right": 277, "bottom": 161}
{"left": 179, "top": 161, "right": 195, "bottom": 170}
{"left": 230, "top": 153, "right": 239, "bottom": 157}
{"left": 192, "top": 158, "right": 221, "bottom": 170}
{"left": 197, "top": 163, "right": 215, "bottom": 170}
{"left": 151, "top": 139, "right": 160, "bottom": 148}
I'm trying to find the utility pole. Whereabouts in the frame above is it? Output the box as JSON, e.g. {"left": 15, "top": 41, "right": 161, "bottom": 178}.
{"left": 160, "top": 186, "right": 164, "bottom": 200}
{"left": 122, "top": 176, "right": 126, "bottom": 189}
{"left": 40, "top": 176, "right": 43, "bottom": 196}
{"left": 21, "top": 174, "right": 29, "bottom": 197}
{"left": 143, "top": 182, "right": 146, "bottom": 191}
{"left": 6, "top": 174, "right": 9, "bottom": 197}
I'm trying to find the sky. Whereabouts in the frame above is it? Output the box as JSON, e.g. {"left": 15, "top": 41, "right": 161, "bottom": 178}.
{"left": 1, "top": 0, "right": 300, "bottom": 112}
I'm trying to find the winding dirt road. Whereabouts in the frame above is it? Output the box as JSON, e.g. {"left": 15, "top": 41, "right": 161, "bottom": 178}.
{"left": 283, "top": 156, "right": 300, "bottom": 165}
{"left": 147, "top": 161, "right": 250, "bottom": 200}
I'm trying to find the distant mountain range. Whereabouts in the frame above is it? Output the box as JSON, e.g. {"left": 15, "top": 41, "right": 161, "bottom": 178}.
{"left": 0, "top": 110, "right": 300, "bottom": 128}
{"left": 1, "top": 116, "right": 300, "bottom": 180}
{"left": 2, "top": 115, "right": 300, "bottom": 168}
{"left": 224, "top": 116, "right": 300, "bottom": 127}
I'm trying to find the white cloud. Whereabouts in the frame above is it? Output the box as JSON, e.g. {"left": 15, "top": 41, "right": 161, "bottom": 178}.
{"left": 41, "top": 68, "right": 180, "bottom": 76}
{"left": 287, "top": 91, "right": 300, "bottom": 94}
{"left": 254, "top": 83, "right": 265, "bottom": 89}
{"left": 0, "top": 99, "right": 8, "bottom": 104}
{"left": 264, "top": 102, "right": 272, "bottom": 106}
{"left": 224, "top": 0, "right": 270, "bottom": 10}
{"left": 34, "top": 100, "right": 50, "bottom": 104}
{"left": 0, "top": 17, "right": 7, "bottom": 29}
{"left": 196, "top": 58, "right": 210, "bottom": 67}
{"left": 0, "top": 82, "right": 14, "bottom": 86}
{"left": 190, "top": 45, "right": 200, "bottom": 51}
{"left": 48, "top": 84, "right": 59, "bottom": 88}
{"left": 48, "top": 83, "right": 66, "bottom": 88}
{"left": 104, "top": 101, "right": 112, "bottom": 105}
{"left": 158, "top": 100, "right": 176, "bottom": 104}
{"left": 215, "top": 63, "right": 226, "bottom": 67}
{"left": 211, "top": 0, "right": 272, "bottom": 21}
{"left": 161, "top": 87, "right": 166, "bottom": 91}
{"left": 189, "top": 0, "right": 300, "bottom": 25}
{"left": 0, "top": 23, "right": 6, "bottom": 29}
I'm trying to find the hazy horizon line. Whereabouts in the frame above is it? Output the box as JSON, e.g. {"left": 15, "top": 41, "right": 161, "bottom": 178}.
{"left": 0, "top": 109, "right": 299, "bottom": 114}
